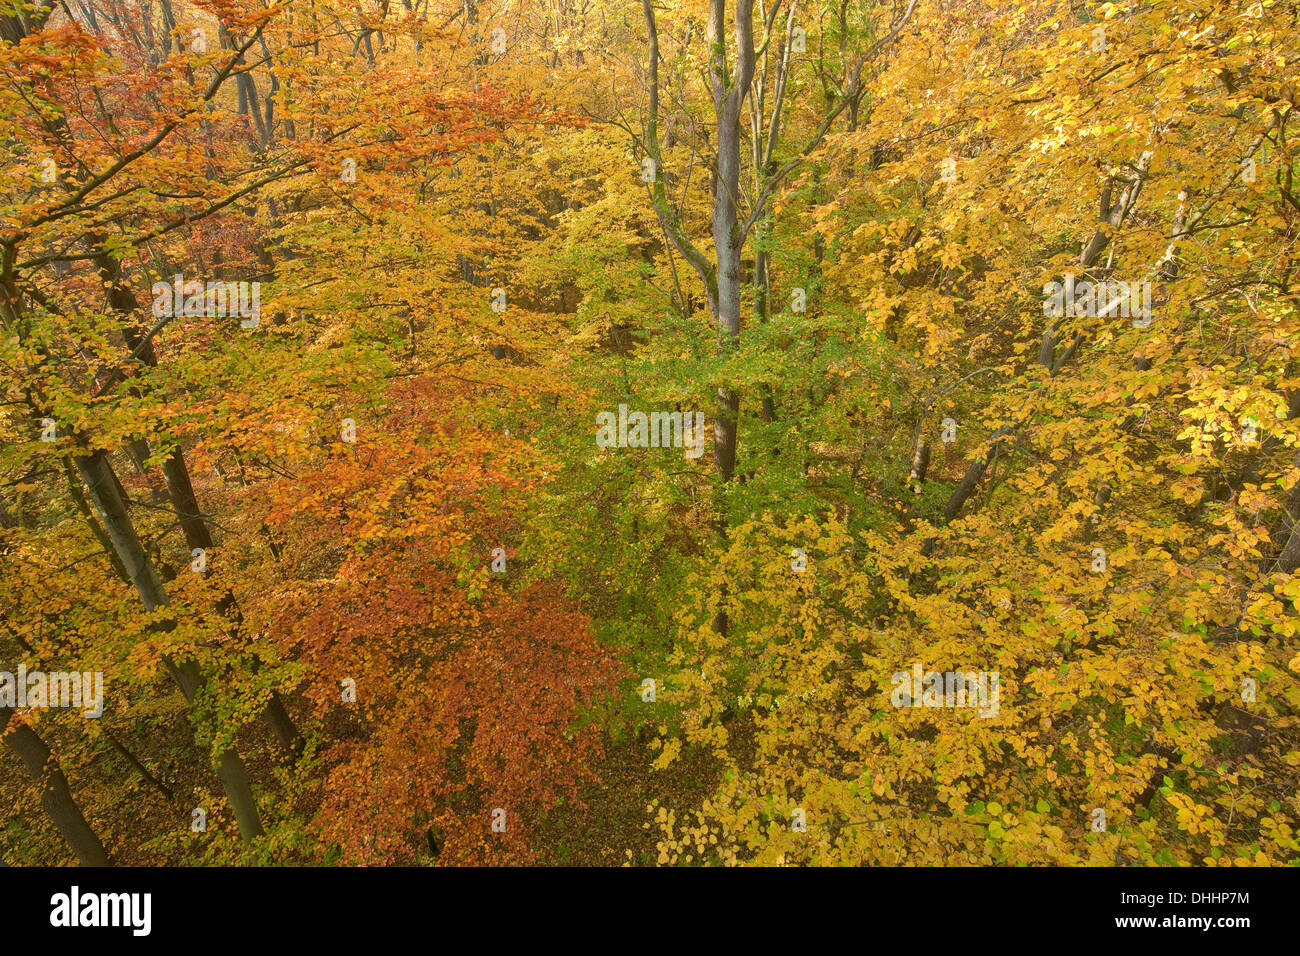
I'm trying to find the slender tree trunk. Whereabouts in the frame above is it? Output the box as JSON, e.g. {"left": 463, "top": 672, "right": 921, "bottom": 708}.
{"left": 103, "top": 728, "right": 178, "bottom": 803}
{"left": 101, "top": 246, "right": 305, "bottom": 760}
{"left": 1039, "top": 153, "right": 1152, "bottom": 373}
{"left": 62, "top": 456, "right": 129, "bottom": 581}
{"left": 753, "top": 244, "right": 776, "bottom": 423}
{"left": 73, "top": 449, "right": 266, "bottom": 842}
{"left": 708, "top": 20, "right": 748, "bottom": 484}
{"left": 157, "top": 447, "right": 304, "bottom": 756}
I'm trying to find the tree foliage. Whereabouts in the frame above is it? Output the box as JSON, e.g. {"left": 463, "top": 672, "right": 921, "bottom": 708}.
{"left": 1, "top": 0, "right": 1297, "bottom": 867}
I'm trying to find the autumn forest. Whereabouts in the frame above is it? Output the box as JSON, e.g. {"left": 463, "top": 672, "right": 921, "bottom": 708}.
{"left": 1, "top": 0, "right": 1298, "bottom": 869}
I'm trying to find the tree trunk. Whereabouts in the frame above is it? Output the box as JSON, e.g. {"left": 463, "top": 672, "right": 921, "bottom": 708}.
{"left": 705, "top": 0, "right": 752, "bottom": 484}
{"left": 1, "top": 708, "right": 112, "bottom": 865}
{"left": 158, "top": 445, "right": 304, "bottom": 757}
{"left": 103, "top": 246, "right": 305, "bottom": 760}
{"left": 73, "top": 449, "right": 266, "bottom": 842}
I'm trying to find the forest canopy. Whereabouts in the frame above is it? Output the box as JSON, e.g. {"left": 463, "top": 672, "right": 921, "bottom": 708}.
{"left": 1, "top": 0, "right": 1298, "bottom": 867}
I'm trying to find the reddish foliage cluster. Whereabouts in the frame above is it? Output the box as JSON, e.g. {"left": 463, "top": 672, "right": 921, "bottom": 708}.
{"left": 257, "top": 377, "right": 623, "bottom": 863}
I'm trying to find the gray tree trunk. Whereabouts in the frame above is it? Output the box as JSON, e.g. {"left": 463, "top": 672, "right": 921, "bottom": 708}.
{"left": 1, "top": 708, "right": 112, "bottom": 865}
{"left": 73, "top": 449, "right": 266, "bottom": 842}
